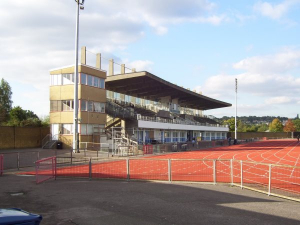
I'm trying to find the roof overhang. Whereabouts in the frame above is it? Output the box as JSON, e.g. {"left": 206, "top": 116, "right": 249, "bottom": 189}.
{"left": 105, "top": 71, "right": 231, "bottom": 110}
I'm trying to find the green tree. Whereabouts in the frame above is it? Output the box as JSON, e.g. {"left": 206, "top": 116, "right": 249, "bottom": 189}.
{"left": 257, "top": 124, "right": 268, "bottom": 132}
{"left": 7, "top": 106, "right": 41, "bottom": 127}
{"left": 269, "top": 118, "right": 283, "bottom": 132}
{"left": 40, "top": 115, "right": 50, "bottom": 127}
{"left": 223, "top": 118, "right": 235, "bottom": 132}
{"left": 293, "top": 119, "right": 300, "bottom": 132}
{"left": 283, "top": 119, "right": 296, "bottom": 132}
{"left": 0, "top": 78, "right": 13, "bottom": 123}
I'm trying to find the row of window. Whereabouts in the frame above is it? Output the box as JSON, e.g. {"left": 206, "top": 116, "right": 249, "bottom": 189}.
{"left": 50, "top": 73, "right": 105, "bottom": 89}
{"left": 53, "top": 124, "right": 104, "bottom": 135}
{"left": 50, "top": 100, "right": 105, "bottom": 113}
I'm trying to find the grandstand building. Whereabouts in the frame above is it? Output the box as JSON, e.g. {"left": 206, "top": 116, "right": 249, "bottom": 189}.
{"left": 48, "top": 47, "right": 231, "bottom": 149}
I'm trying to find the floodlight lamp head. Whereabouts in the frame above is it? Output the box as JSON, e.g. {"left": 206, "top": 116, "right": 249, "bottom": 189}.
{"left": 80, "top": 6, "right": 84, "bottom": 10}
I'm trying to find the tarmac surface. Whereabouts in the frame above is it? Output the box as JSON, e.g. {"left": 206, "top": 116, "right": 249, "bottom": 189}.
{"left": 1, "top": 174, "right": 300, "bottom": 225}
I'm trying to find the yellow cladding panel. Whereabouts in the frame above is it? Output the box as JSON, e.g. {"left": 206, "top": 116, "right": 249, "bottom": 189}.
{"left": 50, "top": 65, "right": 106, "bottom": 79}
{"left": 79, "top": 65, "right": 106, "bottom": 79}
{"left": 50, "top": 112, "right": 73, "bottom": 123}
{"left": 79, "top": 85, "right": 106, "bottom": 102}
{"left": 50, "top": 86, "right": 74, "bottom": 100}
{"left": 50, "top": 66, "right": 74, "bottom": 75}
{"left": 79, "top": 112, "right": 106, "bottom": 124}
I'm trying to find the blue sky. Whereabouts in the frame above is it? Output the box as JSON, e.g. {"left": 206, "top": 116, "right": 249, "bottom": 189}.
{"left": 1, "top": 0, "right": 300, "bottom": 118}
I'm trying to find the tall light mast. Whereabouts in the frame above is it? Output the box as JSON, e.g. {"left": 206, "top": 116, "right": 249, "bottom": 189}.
{"left": 235, "top": 78, "right": 237, "bottom": 141}
{"left": 73, "top": 0, "right": 85, "bottom": 153}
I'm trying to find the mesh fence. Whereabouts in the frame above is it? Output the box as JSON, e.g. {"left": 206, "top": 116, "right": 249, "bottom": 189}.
{"left": 25, "top": 156, "right": 300, "bottom": 201}
{"left": 35, "top": 157, "right": 56, "bottom": 184}
{"left": 171, "top": 159, "right": 214, "bottom": 182}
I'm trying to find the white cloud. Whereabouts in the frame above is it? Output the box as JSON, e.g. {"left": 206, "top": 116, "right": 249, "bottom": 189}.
{"left": 253, "top": 0, "right": 300, "bottom": 20}
{"left": 195, "top": 48, "right": 300, "bottom": 117}
{"left": 265, "top": 96, "right": 292, "bottom": 104}
{"left": 233, "top": 48, "right": 300, "bottom": 74}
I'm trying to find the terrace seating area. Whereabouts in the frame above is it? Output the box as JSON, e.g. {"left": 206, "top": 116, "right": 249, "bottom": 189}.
{"left": 106, "top": 98, "right": 222, "bottom": 128}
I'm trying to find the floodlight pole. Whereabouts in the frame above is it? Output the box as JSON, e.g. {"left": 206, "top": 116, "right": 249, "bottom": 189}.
{"left": 235, "top": 78, "right": 237, "bottom": 141}
{"left": 73, "top": 0, "right": 84, "bottom": 153}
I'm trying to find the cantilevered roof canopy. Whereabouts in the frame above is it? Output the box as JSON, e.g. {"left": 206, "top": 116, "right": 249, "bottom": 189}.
{"left": 105, "top": 71, "right": 231, "bottom": 110}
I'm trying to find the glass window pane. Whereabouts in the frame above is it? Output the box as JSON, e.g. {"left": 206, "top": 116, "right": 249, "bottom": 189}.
{"left": 88, "top": 101, "right": 93, "bottom": 112}
{"left": 81, "top": 100, "right": 87, "bottom": 111}
{"left": 57, "top": 74, "right": 62, "bottom": 85}
{"left": 94, "top": 77, "right": 99, "bottom": 87}
{"left": 81, "top": 73, "right": 86, "bottom": 85}
{"left": 100, "top": 79, "right": 105, "bottom": 88}
{"left": 80, "top": 124, "right": 87, "bottom": 135}
{"left": 87, "top": 75, "right": 93, "bottom": 86}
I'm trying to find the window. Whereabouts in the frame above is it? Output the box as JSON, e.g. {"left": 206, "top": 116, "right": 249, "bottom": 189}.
{"left": 81, "top": 73, "right": 87, "bottom": 85}
{"left": 62, "top": 74, "right": 74, "bottom": 85}
{"left": 62, "top": 124, "right": 72, "bottom": 134}
{"left": 62, "top": 100, "right": 73, "bottom": 111}
{"left": 87, "top": 75, "right": 93, "bottom": 86}
{"left": 80, "top": 124, "right": 87, "bottom": 135}
{"left": 50, "top": 101, "right": 58, "bottom": 111}
{"left": 173, "top": 131, "right": 178, "bottom": 142}
{"left": 81, "top": 100, "right": 87, "bottom": 111}
{"left": 88, "top": 101, "right": 93, "bottom": 112}
{"left": 100, "top": 78, "right": 105, "bottom": 88}
{"left": 94, "top": 77, "right": 99, "bottom": 87}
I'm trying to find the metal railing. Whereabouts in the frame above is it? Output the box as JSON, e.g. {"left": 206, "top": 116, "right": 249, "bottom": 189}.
{"left": 35, "top": 156, "right": 56, "bottom": 184}
{"left": 1, "top": 150, "right": 73, "bottom": 171}
{"left": 52, "top": 158, "right": 300, "bottom": 202}
{"left": 42, "top": 134, "right": 52, "bottom": 148}
{"left": 138, "top": 115, "right": 227, "bottom": 128}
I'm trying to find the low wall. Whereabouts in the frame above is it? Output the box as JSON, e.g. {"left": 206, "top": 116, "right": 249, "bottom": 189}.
{"left": 0, "top": 126, "right": 50, "bottom": 149}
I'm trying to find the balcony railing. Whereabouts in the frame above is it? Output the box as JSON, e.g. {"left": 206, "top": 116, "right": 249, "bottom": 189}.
{"left": 137, "top": 115, "right": 228, "bottom": 128}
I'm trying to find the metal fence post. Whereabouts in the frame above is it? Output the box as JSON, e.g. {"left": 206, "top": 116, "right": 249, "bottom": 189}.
{"left": 54, "top": 157, "right": 57, "bottom": 181}
{"left": 168, "top": 159, "right": 172, "bottom": 182}
{"left": 230, "top": 159, "right": 233, "bottom": 185}
{"left": 71, "top": 150, "right": 73, "bottom": 165}
{"left": 268, "top": 164, "right": 272, "bottom": 196}
{"left": 37, "top": 151, "right": 40, "bottom": 161}
{"left": 89, "top": 158, "right": 92, "bottom": 180}
{"left": 213, "top": 160, "right": 216, "bottom": 184}
{"left": 17, "top": 152, "right": 20, "bottom": 171}
{"left": 240, "top": 160, "right": 243, "bottom": 189}
{"left": 126, "top": 158, "right": 130, "bottom": 181}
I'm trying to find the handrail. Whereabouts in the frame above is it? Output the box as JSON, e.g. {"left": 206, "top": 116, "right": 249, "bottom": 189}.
{"left": 42, "top": 134, "right": 52, "bottom": 148}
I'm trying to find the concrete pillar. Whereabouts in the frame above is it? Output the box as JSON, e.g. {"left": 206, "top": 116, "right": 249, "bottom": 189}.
{"left": 96, "top": 53, "right": 101, "bottom": 69}
{"left": 81, "top": 46, "right": 86, "bottom": 65}
{"left": 109, "top": 59, "right": 114, "bottom": 76}
{"left": 121, "top": 64, "right": 125, "bottom": 74}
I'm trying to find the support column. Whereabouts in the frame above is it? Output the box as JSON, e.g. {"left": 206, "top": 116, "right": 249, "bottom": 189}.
{"left": 109, "top": 59, "right": 114, "bottom": 76}
{"left": 96, "top": 53, "right": 101, "bottom": 69}
{"left": 121, "top": 64, "right": 125, "bottom": 74}
{"left": 81, "top": 46, "right": 86, "bottom": 65}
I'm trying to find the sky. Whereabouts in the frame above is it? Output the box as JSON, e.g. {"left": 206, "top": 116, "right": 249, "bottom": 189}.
{"left": 1, "top": 0, "right": 300, "bottom": 119}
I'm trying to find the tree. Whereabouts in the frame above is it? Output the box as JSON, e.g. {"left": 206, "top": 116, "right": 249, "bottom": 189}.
{"left": 269, "top": 118, "right": 283, "bottom": 132}
{"left": 0, "top": 78, "right": 13, "bottom": 123}
{"left": 283, "top": 119, "right": 296, "bottom": 132}
{"left": 7, "top": 106, "right": 41, "bottom": 127}
{"left": 257, "top": 124, "right": 268, "bottom": 132}
{"left": 223, "top": 118, "right": 235, "bottom": 132}
{"left": 293, "top": 119, "right": 300, "bottom": 132}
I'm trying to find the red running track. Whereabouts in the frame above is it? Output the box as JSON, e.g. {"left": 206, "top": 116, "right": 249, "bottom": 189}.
{"left": 27, "top": 140, "right": 300, "bottom": 197}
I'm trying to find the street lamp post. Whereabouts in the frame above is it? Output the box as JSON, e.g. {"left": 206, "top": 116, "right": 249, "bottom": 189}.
{"left": 73, "top": 0, "right": 85, "bottom": 153}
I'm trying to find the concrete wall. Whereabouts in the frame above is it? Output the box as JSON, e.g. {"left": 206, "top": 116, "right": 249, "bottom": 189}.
{"left": 0, "top": 126, "right": 50, "bottom": 149}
